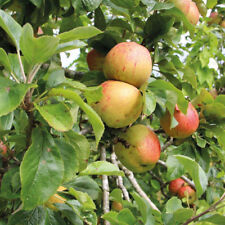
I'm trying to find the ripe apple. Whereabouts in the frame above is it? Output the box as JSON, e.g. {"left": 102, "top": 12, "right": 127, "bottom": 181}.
{"left": 178, "top": 185, "right": 196, "bottom": 204}
{"left": 160, "top": 102, "right": 199, "bottom": 139}
{"left": 86, "top": 49, "right": 105, "bottom": 71}
{"left": 186, "top": 1, "right": 199, "bottom": 25}
{"left": 114, "top": 124, "right": 161, "bottom": 173}
{"left": 169, "top": 178, "right": 185, "bottom": 195}
{"left": 0, "top": 141, "right": 7, "bottom": 156}
{"left": 112, "top": 201, "right": 123, "bottom": 211}
{"left": 92, "top": 80, "right": 143, "bottom": 128}
{"left": 208, "top": 12, "right": 222, "bottom": 25}
{"left": 170, "top": 0, "right": 191, "bottom": 15}
{"left": 103, "top": 42, "right": 152, "bottom": 88}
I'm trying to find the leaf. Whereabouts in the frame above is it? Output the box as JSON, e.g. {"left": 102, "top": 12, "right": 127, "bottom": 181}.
{"left": 30, "top": 0, "right": 42, "bottom": 8}
{"left": 80, "top": 161, "right": 124, "bottom": 176}
{"left": 183, "top": 67, "right": 197, "bottom": 89}
{"left": 34, "top": 102, "right": 74, "bottom": 132}
{"left": 110, "top": 189, "right": 123, "bottom": 203}
{"left": 117, "top": 209, "right": 136, "bottom": 225}
{"left": 82, "top": 0, "right": 102, "bottom": 11}
{"left": 110, "top": 0, "right": 140, "bottom": 8}
{"left": 45, "top": 208, "right": 67, "bottom": 225}
{"left": 20, "top": 24, "right": 59, "bottom": 65}
{"left": 109, "top": 19, "right": 133, "bottom": 32}
{"left": 56, "top": 40, "right": 87, "bottom": 53}
{"left": 197, "top": 66, "right": 213, "bottom": 88}
{"left": 152, "top": 2, "right": 174, "bottom": 10}
{"left": 102, "top": 211, "right": 127, "bottom": 225}
{"left": 143, "top": 91, "right": 156, "bottom": 116}
{"left": 165, "top": 197, "right": 182, "bottom": 214}
{"left": 206, "top": 0, "right": 217, "bottom": 9}
{"left": 57, "top": 26, "right": 102, "bottom": 43}
{"left": 0, "top": 112, "right": 14, "bottom": 131}
{"left": 200, "top": 214, "right": 225, "bottom": 224}
{"left": 0, "top": 77, "right": 36, "bottom": 117}
{"left": 94, "top": 7, "right": 106, "bottom": 30}
{"left": 69, "top": 187, "right": 96, "bottom": 210}
{"left": 48, "top": 88, "right": 104, "bottom": 146}
{"left": 0, "top": 9, "right": 22, "bottom": 49}
{"left": 55, "top": 140, "right": 79, "bottom": 182}
{"left": 0, "top": 48, "right": 11, "bottom": 72}
{"left": 191, "top": 89, "right": 214, "bottom": 107}
{"left": 20, "top": 128, "right": 64, "bottom": 210}
{"left": 64, "top": 131, "right": 90, "bottom": 171}
{"left": 173, "top": 208, "right": 193, "bottom": 223}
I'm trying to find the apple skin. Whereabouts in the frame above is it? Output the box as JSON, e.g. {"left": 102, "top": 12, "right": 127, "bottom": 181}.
{"left": 92, "top": 81, "right": 143, "bottom": 128}
{"left": 221, "top": 20, "right": 225, "bottom": 28}
{"left": 86, "top": 49, "right": 105, "bottom": 71}
{"left": 178, "top": 186, "right": 196, "bottom": 204}
{"left": 208, "top": 12, "right": 222, "bottom": 25}
{"left": 112, "top": 201, "right": 123, "bottom": 211}
{"left": 103, "top": 42, "right": 152, "bottom": 88}
{"left": 114, "top": 124, "right": 161, "bottom": 173}
{"left": 169, "top": 178, "right": 185, "bottom": 195}
{"left": 160, "top": 102, "right": 199, "bottom": 139}
{"left": 186, "top": 1, "right": 199, "bottom": 25}
{"left": 0, "top": 141, "right": 7, "bottom": 156}
{"left": 170, "top": 0, "right": 191, "bottom": 15}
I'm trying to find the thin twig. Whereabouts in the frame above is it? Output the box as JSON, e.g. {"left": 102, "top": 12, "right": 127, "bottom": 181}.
{"left": 161, "top": 137, "right": 173, "bottom": 151}
{"left": 111, "top": 152, "right": 131, "bottom": 202}
{"left": 100, "top": 146, "right": 110, "bottom": 225}
{"left": 157, "top": 160, "right": 196, "bottom": 190}
{"left": 182, "top": 192, "right": 225, "bottom": 225}
{"left": 119, "top": 163, "right": 160, "bottom": 212}
{"left": 17, "top": 49, "right": 26, "bottom": 83}
{"left": 10, "top": 72, "right": 20, "bottom": 83}
{"left": 27, "top": 64, "right": 41, "bottom": 83}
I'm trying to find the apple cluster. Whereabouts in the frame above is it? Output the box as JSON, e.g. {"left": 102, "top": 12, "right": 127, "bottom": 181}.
{"left": 208, "top": 12, "right": 225, "bottom": 28}
{"left": 169, "top": 178, "right": 196, "bottom": 204}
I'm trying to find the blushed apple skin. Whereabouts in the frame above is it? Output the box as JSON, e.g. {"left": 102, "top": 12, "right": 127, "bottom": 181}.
{"left": 92, "top": 81, "right": 143, "bottom": 128}
{"left": 178, "top": 186, "right": 196, "bottom": 204}
{"left": 171, "top": 0, "right": 191, "bottom": 15}
{"left": 169, "top": 178, "right": 185, "bottom": 195}
{"left": 186, "top": 1, "right": 199, "bottom": 25}
{"left": 103, "top": 42, "right": 152, "bottom": 88}
{"left": 160, "top": 103, "right": 199, "bottom": 139}
{"left": 86, "top": 49, "right": 105, "bottom": 71}
{"left": 0, "top": 141, "right": 7, "bottom": 156}
{"left": 115, "top": 124, "right": 161, "bottom": 173}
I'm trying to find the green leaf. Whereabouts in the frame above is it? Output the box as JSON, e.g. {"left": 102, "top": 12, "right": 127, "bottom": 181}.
{"left": 34, "top": 102, "right": 74, "bottom": 132}
{"left": 69, "top": 187, "right": 96, "bottom": 210}
{"left": 0, "top": 112, "right": 14, "bottom": 130}
{"left": 197, "top": 66, "right": 213, "bottom": 88}
{"left": 203, "top": 102, "right": 225, "bottom": 122}
{"left": 152, "top": 2, "right": 174, "bottom": 10}
{"left": 48, "top": 88, "right": 104, "bottom": 146}
{"left": 102, "top": 211, "right": 127, "bottom": 225}
{"left": 56, "top": 40, "right": 87, "bottom": 53}
{"left": 55, "top": 140, "right": 79, "bottom": 182}
{"left": 111, "top": 0, "right": 140, "bottom": 8}
{"left": 143, "top": 91, "right": 156, "bottom": 116}
{"left": 165, "top": 197, "right": 182, "bottom": 214}
{"left": 200, "top": 214, "right": 225, "bottom": 224}
{"left": 110, "top": 189, "right": 123, "bottom": 203}
{"left": 0, "top": 77, "right": 36, "bottom": 117}
{"left": 64, "top": 131, "right": 90, "bottom": 171}
{"left": 206, "top": 0, "right": 217, "bottom": 9}
{"left": 191, "top": 89, "right": 214, "bottom": 107}
{"left": 173, "top": 208, "right": 193, "bottom": 223}
{"left": 109, "top": 18, "right": 133, "bottom": 32}
{"left": 45, "top": 208, "right": 67, "bottom": 225}
{"left": 0, "top": 48, "right": 11, "bottom": 72}
{"left": 94, "top": 7, "right": 106, "bottom": 30}
{"left": 30, "top": 0, "right": 42, "bottom": 8}
{"left": 194, "top": 133, "right": 207, "bottom": 148}
{"left": 117, "top": 209, "right": 136, "bottom": 225}
{"left": 183, "top": 67, "right": 197, "bottom": 89}
{"left": 20, "top": 24, "right": 59, "bottom": 65}
{"left": 20, "top": 128, "right": 64, "bottom": 210}
{"left": 80, "top": 161, "right": 124, "bottom": 176}
{"left": 57, "top": 26, "right": 102, "bottom": 43}
{"left": 0, "top": 9, "right": 22, "bottom": 49}
{"left": 199, "top": 48, "right": 211, "bottom": 68}
{"left": 82, "top": 0, "right": 102, "bottom": 11}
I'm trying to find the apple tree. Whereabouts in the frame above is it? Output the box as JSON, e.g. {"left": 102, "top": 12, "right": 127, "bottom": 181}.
{"left": 0, "top": 0, "right": 224, "bottom": 224}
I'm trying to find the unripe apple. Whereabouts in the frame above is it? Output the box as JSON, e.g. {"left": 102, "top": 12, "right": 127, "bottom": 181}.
{"left": 103, "top": 42, "right": 152, "bottom": 88}
{"left": 169, "top": 178, "right": 185, "bottom": 195}
{"left": 112, "top": 201, "right": 123, "bottom": 211}
{"left": 178, "top": 185, "right": 196, "bottom": 204}
{"left": 170, "top": 0, "right": 191, "bottom": 15}
{"left": 114, "top": 124, "right": 161, "bottom": 173}
{"left": 160, "top": 103, "right": 199, "bottom": 139}
{"left": 0, "top": 141, "right": 7, "bottom": 156}
{"left": 86, "top": 49, "right": 105, "bottom": 71}
{"left": 186, "top": 1, "right": 200, "bottom": 25}
{"left": 92, "top": 81, "right": 143, "bottom": 128}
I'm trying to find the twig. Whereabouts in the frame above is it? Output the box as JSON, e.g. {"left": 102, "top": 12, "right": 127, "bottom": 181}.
{"left": 17, "top": 49, "right": 26, "bottom": 83}
{"left": 111, "top": 152, "right": 130, "bottom": 202}
{"left": 27, "top": 64, "right": 41, "bottom": 83}
{"left": 10, "top": 72, "right": 20, "bottom": 83}
{"left": 119, "top": 163, "right": 160, "bottom": 212}
{"left": 157, "top": 160, "right": 196, "bottom": 190}
{"left": 79, "top": 127, "right": 93, "bottom": 135}
{"left": 100, "top": 146, "right": 110, "bottom": 225}
{"left": 182, "top": 192, "right": 225, "bottom": 225}
{"left": 161, "top": 137, "right": 173, "bottom": 151}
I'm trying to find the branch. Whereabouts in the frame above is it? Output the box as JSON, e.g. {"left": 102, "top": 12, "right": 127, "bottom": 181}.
{"left": 27, "top": 64, "right": 41, "bottom": 83}
{"left": 100, "top": 146, "right": 110, "bottom": 225}
{"left": 111, "top": 152, "right": 131, "bottom": 202}
{"left": 157, "top": 160, "right": 196, "bottom": 190}
{"left": 17, "top": 49, "right": 26, "bottom": 83}
{"left": 182, "top": 192, "right": 225, "bottom": 225}
{"left": 161, "top": 137, "right": 173, "bottom": 151}
{"left": 119, "top": 163, "right": 160, "bottom": 212}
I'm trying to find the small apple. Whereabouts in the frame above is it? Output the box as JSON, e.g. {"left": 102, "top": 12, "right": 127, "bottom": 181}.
{"left": 0, "top": 141, "right": 7, "bottom": 156}
{"left": 86, "top": 49, "right": 105, "bottom": 71}
{"left": 114, "top": 124, "right": 161, "bottom": 173}
{"left": 160, "top": 102, "right": 199, "bottom": 139}
{"left": 103, "top": 42, "right": 152, "bottom": 88}
{"left": 170, "top": 0, "right": 191, "bottom": 15}
{"left": 92, "top": 80, "right": 143, "bottom": 128}
{"left": 112, "top": 201, "right": 123, "bottom": 211}
{"left": 169, "top": 178, "right": 185, "bottom": 195}
{"left": 221, "top": 20, "right": 225, "bottom": 28}
{"left": 208, "top": 12, "right": 222, "bottom": 25}
{"left": 186, "top": 1, "right": 199, "bottom": 25}
{"left": 178, "top": 185, "right": 196, "bottom": 204}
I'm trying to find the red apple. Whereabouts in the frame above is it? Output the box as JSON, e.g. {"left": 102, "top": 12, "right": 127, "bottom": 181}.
{"left": 169, "top": 178, "right": 185, "bottom": 195}
{"left": 171, "top": 0, "right": 191, "bottom": 15}
{"left": 114, "top": 124, "right": 161, "bottom": 173}
{"left": 0, "top": 141, "right": 7, "bottom": 156}
{"left": 160, "top": 102, "right": 199, "bottom": 139}
{"left": 208, "top": 12, "right": 222, "bottom": 25}
{"left": 103, "top": 42, "right": 152, "bottom": 88}
{"left": 92, "top": 81, "right": 143, "bottom": 128}
{"left": 178, "top": 186, "right": 196, "bottom": 204}
{"left": 186, "top": 1, "right": 199, "bottom": 25}
{"left": 86, "top": 49, "right": 105, "bottom": 71}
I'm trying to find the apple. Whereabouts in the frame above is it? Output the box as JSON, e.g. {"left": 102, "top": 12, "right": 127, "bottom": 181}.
{"left": 112, "top": 201, "right": 123, "bottom": 211}
{"left": 92, "top": 80, "right": 143, "bottom": 128}
{"left": 103, "top": 42, "right": 152, "bottom": 88}
{"left": 169, "top": 178, "right": 185, "bottom": 195}
{"left": 186, "top": 1, "right": 199, "bottom": 25}
{"left": 86, "top": 49, "right": 105, "bottom": 71}
{"left": 160, "top": 102, "right": 199, "bottom": 139}
{"left": 208, "top": 12, "right": 222, "bottom": 25}
{"left": 221, "top": 20, "right": 225, "bottom": 28}
{"left": 114, "top": 124, "right": 161, "bottom": 173}
{"left": 170, "top": 0, "right": 191, "bottom": 15}
{"left": 178, "top": 185, "right": 196, "bottom": 204}
{"left": 0, "top": 141, "right": 7, "bottom": 156}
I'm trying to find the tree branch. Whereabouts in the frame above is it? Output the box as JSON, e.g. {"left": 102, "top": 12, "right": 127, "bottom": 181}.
{"left": 161, "top": 137, "right": 173, "bottom": 151}
{"left": 111, "top": 152, "right": 131, "bottom": 202}
{"left": 100, "top": 146, "right": 110, "bottom": 225}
